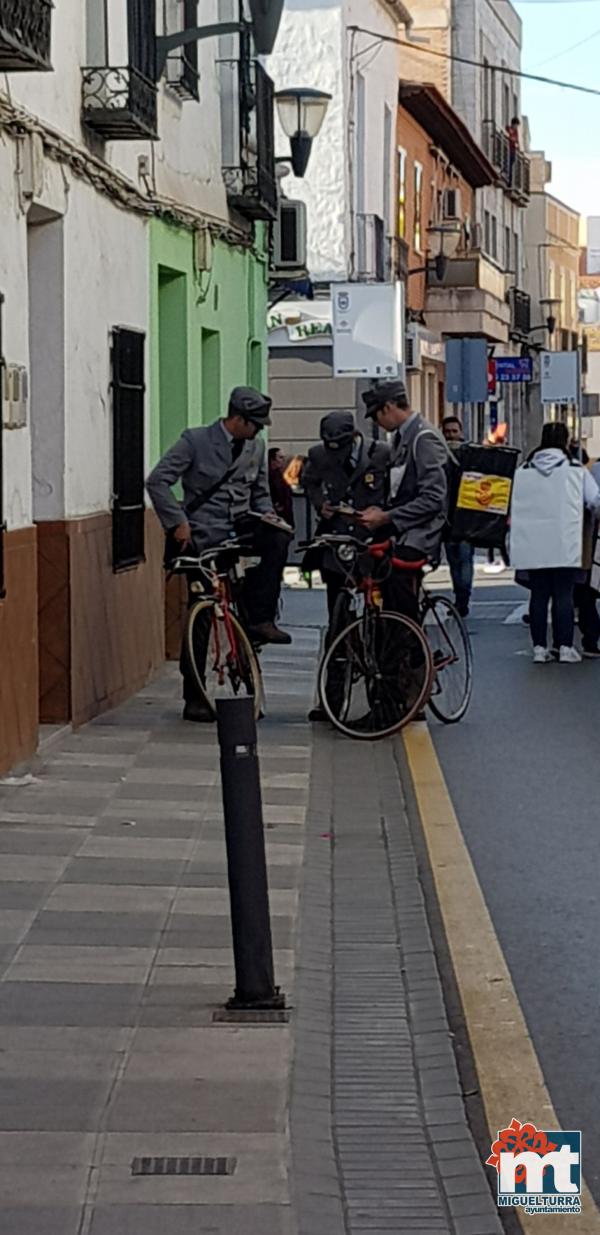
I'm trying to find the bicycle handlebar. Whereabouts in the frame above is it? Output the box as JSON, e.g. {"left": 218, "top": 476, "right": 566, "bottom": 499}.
{"left": 169, "top": 540, "right": 251, "bottom": 572}
{"left": 297, "top": 534, "right": 372, "bottom": 552}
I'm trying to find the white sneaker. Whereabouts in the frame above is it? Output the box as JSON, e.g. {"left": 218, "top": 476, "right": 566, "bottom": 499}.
{"left": 533, "top": 646, "right": 552, "bottom": 664}
{"left": 483, "top": 561, "right": 506, "bottom": 575}
{"left": 559, "top": 646, "right": 582, "bottom": 664}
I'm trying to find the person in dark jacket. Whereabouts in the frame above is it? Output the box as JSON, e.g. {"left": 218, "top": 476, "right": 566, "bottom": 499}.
{"left": 442, "top": 415, "right": 474, "bottom": 617}
{"left": 303, "top": 410, "right": 389, "bottom": 622}
{"left": 302, "top": 410, "right": 389, "bottom": 720}
{"left": 359, "top": 380, "right": 450, "bottom": 622}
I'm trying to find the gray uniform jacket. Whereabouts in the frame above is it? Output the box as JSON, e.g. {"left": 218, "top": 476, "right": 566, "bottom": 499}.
{"left": 387, "top": 414, "right": 450, "bottom": 561}
{"left": 303, "top": 435, "right": 389, "bottom": 523}
{"left": 303, "top": 435, "right": 390, "bottom": 570}
{"left": 146, "top": 420, "right": 273, "bottom": 551}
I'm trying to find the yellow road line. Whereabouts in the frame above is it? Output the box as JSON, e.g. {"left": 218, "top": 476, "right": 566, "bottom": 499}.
{"left": 403, "top": 723, "right": 600, "bottom": 1233}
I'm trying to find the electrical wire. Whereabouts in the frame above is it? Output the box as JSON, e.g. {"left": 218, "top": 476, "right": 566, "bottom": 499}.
{"left": 528, "top": 23, "right": 600, "bottom": 69}
{"left": 347, "top": 24, "right": 600, "bottom": 98}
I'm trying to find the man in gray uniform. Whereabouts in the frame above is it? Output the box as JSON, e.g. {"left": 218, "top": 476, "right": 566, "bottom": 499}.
{"left": 303, "top": 410, "right": 389, "bottom": 623}
{"left": 146, "top": 387, "right": 291, "bottom": 721}
{"left": 359, "top": 380, "right": 450, "bottom": 621}
{"left": 302, "top": 410, "right": 389, "bottom": 721}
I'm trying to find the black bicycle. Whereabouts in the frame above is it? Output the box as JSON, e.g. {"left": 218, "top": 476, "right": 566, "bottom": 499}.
{"left": 302, "top": 535, "right": 473, "bottom": 739}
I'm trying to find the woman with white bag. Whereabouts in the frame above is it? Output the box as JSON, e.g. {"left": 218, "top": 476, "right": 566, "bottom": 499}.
{"left": 510, "top": 422, "right": 600, "bottom": 664}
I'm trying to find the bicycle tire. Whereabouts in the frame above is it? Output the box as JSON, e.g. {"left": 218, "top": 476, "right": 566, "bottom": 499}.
{"left": 318, "top": 610, "right": 433, "bottom": 741}
{"left": 185, "top": 600, "right": 263, "bottom": 720}
{"left": 423, "top": 595, "right": 473, "bottom": 724}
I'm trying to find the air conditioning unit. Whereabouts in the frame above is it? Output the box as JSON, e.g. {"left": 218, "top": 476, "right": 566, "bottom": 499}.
{"left": 2, "top": 365, "right": 28, "bottom": 429}
{"left": 273, "top": 199, "right": 307, "bottom": 270}
{"left": 442, "top": 187, "right": 462, "bottom": 220}
{"left": 470, "top": 221, "right": 483, "bottom": 251}
{"left": 405, "top": 327, "right": 422, "bottom": 371}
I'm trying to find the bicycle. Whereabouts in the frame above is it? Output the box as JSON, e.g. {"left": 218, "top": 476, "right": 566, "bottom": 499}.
{"left": 303, "top": 535, "right": 473, "bottom": 740}
{"left": 170, "top": 541, "right": 263, "bottom": 720}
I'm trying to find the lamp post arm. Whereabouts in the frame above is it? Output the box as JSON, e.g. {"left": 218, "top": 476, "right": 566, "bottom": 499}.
{"left": 156, "top": 23, "right": 243, "bottom": 77}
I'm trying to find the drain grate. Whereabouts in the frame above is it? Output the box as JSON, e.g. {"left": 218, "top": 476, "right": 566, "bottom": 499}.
{"left": 131, "top": 1156, "right": 236, "bottom": 1177}
{"left": 212, "top": 1008, "right": 290, "bottom": 1025}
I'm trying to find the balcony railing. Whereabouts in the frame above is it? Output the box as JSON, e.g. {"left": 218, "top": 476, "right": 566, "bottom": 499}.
{"left": 81, "top": 65, "right": 158, "bottom": 140}
{"left": 0, "top": 0, "right": 53, "bottom": 71}
{"left": 222, "top": 57, "right": 277, "bottom": 222}
{"left": 508, "top": 287, "right": 531, "bottom": 338}
{"left": 356, "top": 214, "right": 385, "bottom": 282}
{"left": 483, "top": 121, "right": 530, "bottom": 205}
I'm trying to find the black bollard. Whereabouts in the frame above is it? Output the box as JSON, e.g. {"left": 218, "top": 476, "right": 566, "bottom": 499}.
{"left": 216, "top": 696, "right": 285, "bottom": 1011}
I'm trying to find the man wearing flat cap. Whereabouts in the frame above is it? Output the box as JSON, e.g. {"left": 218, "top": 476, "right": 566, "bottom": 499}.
{"left": 359, "top": 380, "right": 452, "bottom": 622}
{"left": 302, "top": 409, "right": 389, "bottom": 719}
{"left": 147, "top": 386, "right": 291, "bottom": 721}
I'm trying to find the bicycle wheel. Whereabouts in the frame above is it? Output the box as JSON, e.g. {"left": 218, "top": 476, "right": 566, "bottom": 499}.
{"left": 185, "top": 600, "right": 263, "bottom": 719}
{"left": 423, "top": 595, "right": 473, "bottom": 724}
{"left": 318, "top": 611, "right": 433, "bottom": 741}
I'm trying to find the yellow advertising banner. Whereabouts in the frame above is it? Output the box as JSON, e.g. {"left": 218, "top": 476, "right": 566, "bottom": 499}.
{"left": 457, "top": 472, "right": 512, "bottom": 516}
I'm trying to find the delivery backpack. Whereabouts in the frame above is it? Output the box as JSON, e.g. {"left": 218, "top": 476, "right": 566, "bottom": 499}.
{"left": 445, "top": 443, "right": 520, "bottom": 550}
{"left": 408, "top": 431, "right": 517, "bottom": 550}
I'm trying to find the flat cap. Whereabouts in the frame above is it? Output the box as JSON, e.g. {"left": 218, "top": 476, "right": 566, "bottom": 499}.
{"left": 362, "top": 380, "right": 409, "bottom": 419}
{"left": 320, "top": 410, "right": 355, "bottom": 442}
{"left": 229, "top": 386, "right": 272, "bottom": 426}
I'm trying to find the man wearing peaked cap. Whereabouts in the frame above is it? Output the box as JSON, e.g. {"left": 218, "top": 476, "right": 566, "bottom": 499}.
{"left": 228, "top": 385, "right": 273, "bottom": 424}
{"left": 302, "top": 410, "right": 389, "bottom": 719}
{"left": 359, "top": 379, "right": 452, "bottom": 622}
{"left": 147, "top": 386, "right": 292, "bottom": 721}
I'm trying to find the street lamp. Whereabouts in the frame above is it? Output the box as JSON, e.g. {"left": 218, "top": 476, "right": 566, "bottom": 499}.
{"left": 425, "top": 222, "right": 463, "bottom": 282}
{"left": 274, "top": 87, "right": 331, "bottom": 177}
{"left": 537, "top": 297, "right": 561, "bottom": 340}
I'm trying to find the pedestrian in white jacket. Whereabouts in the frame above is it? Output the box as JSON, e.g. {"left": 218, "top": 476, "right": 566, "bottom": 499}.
{"left": 511, "top": 422, "right": 600, "bottom": 664}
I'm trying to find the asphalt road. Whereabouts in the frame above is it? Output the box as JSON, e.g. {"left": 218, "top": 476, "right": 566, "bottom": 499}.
{"left": 432, "top": 576, "right": 600, "bottom": 1205}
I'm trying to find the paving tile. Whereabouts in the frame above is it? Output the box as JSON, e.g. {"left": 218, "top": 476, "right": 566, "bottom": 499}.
{"left": 106, "top": 1079, "right": 284, "bottom": 1132}
{"left": 63, "top": 859, "right": 186, "bottom": 887}
{"left": 0, "top": 982, "right": 142, "bottom": 1027}
{"left": 0, "top": 1207, "right": 82, "bottom": 1235}
{"left": 46, "top": 885, "right": 177, "bottom": 914}
{"left": 0, "top": 855, "right": 70, "bottom": 882}
{"left": 0, "top": 1078, "right": 112, "bottom": 1130}
{"left": 6, "top": 945, "right": 155, "bottom": 985}
{"left": 90, "top": 1203, "right": 293, "bottom": 1234}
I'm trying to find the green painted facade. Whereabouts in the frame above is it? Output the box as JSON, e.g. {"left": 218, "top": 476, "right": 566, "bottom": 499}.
{"left": 149, "top": 219, "right": 269, "bottom": 464}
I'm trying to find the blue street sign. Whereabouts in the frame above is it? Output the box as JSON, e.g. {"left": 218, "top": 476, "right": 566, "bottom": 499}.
{"left": 495, "top": 356, "right": 533, "bottom": 383}
{"left": 445, "top": 338, "right": 489, "bottom": 403}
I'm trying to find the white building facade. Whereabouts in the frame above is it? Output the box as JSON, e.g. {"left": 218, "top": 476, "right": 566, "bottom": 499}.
{"left": 0, "top": 0, "right": 280, "bottom": 772}
{"left": 266, "top": 0, "right": 411, "bottom": 453}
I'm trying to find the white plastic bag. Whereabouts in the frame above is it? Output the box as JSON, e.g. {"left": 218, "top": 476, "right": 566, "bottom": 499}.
{"left": 510, "top": 462, "right": 583, "bottom": 570}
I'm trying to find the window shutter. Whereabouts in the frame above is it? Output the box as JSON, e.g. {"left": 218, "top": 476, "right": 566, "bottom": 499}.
{"left": 0, "top": 292, "right": 5, "bottom": 599}
{"left": 182, "top": 0, "right": 199, "bottom": 97}
{"left": 112, "top": 327, "right": 146, "bottom": 572}
{"left": 127, "top": 0, "right": 157, "bottom": 81}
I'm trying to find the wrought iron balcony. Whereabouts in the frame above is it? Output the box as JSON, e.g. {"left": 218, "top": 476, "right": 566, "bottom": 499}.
{"left": 221, "top": 58, "right": 277, "bottom": 222}
{"left": 508, "top": 287, "right": 531, "bottom": 338}
{"left": 483, "top": 121, "right": 530, "bottom": 206}
{"left": 0, "top": 0, "right": 53, "bottom": 71}
{"left": 81, "top": 65, "right": 158, "bottom": 141}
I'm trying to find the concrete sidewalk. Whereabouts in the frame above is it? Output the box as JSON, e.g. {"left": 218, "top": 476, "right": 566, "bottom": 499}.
{"left": 0, "top": 590, "right": 500, "bottom": 1235}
